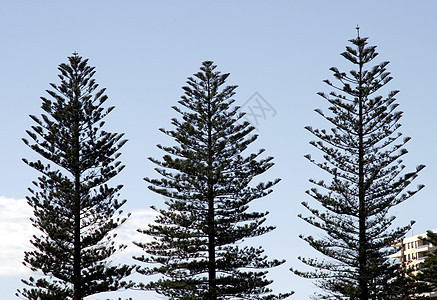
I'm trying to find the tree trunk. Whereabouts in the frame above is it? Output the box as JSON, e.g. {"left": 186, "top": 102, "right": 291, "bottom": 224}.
{"left": 358, "top": 50, "right": 368, "bottom": 300}
{"left": 73, "top": 101, "right": 82, "bottom": 300}
{"left": 206, "top": 83, "right": 217, "bottom": 300}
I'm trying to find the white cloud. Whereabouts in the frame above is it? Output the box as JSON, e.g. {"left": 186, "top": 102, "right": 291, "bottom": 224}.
{"left": 113, "top": 208, "right": 158, "bottom": 255}
{"left": 0, "top": 196, "right": 158, "bottom": 277}
{"left": 0, "top": 196, "right": 36, "bottom": 277}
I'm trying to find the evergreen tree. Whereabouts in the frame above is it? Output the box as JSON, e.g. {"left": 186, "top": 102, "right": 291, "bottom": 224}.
{"left": 133, "top": 61, "right": 292, "bottom": 300}
{"left": 414, "top": 231, "right": 437, "bottom": 295}
{"left": 17, "top": 53, "right": 132, "bottom": 300}
{"left": 388, "top": 258, "right": 428, "bottom": 300}
{"left": 292, "top": 29, "right": 424, "bottom": 299}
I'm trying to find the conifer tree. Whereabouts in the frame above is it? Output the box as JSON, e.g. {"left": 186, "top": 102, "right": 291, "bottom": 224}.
{"left": 414, "top": 231, "right": 437, "bottom": 295}
{"left": 133, "top": 61, "right": 292, "bottom": 300}
{"left": 17, "top": 53, "right": 132, "bottom": 300}
{"left": 292, "top": 29, "right": 424, "bottom": 299}
{"left": 388, "top": 256, "right": 427, "bottom": 300}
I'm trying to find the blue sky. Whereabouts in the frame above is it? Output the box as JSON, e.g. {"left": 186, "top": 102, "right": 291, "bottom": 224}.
{"left": 1, "top": 1, "right": 437, "bottom": 299}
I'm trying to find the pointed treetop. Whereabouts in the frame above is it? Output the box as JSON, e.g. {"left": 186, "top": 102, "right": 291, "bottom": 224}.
{"left": 356, "top": 25, "right": 360, "bottom": 38}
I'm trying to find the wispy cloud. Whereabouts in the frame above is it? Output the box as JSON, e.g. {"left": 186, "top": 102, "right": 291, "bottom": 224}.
{"left": 0, "top": 196, "right": 36, "bottom": 277}
{"left": 0, "top": 196, "right": 157, "bottom": 277}
{"left": 113, "top": 208, "right": 158, "bottom": 255}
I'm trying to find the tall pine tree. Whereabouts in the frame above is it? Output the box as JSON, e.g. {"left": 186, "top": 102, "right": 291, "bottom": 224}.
{"left": 414, "top": 231, "right": 437, "bottom": 295}
{"left": 133, "top": 61, "right": 292, "bottom": 300}
{"left": 292, "top": 29, "right": 424, "bottom": 299}
{"left": 17, "top": 53, "right": 132, "bottom": 300}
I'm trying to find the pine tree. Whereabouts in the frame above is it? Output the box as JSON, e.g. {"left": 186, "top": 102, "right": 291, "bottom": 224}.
{"left": 414, "top": 231, "right": 437, "bottom": 295}
{"left": 133, "top": 61, "right": 292, "bottom": 300}
{"left": 17, "top": 53, "right": 132, "bottom": 300}
{"left": 388, "top": 257, "right": 428, "bottom": 300}
{"left": 292, "top": 29, "right": 424, "bottom": 299}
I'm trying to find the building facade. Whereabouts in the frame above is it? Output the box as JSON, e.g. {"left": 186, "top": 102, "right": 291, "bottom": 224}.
{"left": 391, "top": 229, "right": 437, "bottom": 298}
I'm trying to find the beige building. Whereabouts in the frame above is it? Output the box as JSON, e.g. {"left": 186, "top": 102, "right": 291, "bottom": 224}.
{"left": 391, "top": 229, "right": 437, "bottom": 298}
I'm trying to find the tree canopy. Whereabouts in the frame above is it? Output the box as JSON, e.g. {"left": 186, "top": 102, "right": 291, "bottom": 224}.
{"left": 17, "top": 53, "right": 132, "bottom": 300}
{"left": 133, "top": 61, "right": 292, "bottom": 300}
{"left": 292, "top": 30, "right": 424, "bottom": 299}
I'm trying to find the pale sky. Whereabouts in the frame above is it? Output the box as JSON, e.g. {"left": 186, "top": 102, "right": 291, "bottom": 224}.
{"left": 2, "top": 1, "right": 437, "bottom": 299}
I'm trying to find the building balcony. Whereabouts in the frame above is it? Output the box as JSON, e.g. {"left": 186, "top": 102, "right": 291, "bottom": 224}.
{"left": 417, "top": 244, "right": 436, "bottom": 252}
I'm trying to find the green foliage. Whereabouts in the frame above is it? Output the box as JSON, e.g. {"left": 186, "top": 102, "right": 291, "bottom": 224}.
{"left": 386, "top": 257, "right": 429, "bottom": 300}
{"left": 292, "top": 31, "right": 424, "bottom": 299}
{"left": 134, "top": 61, "right": 292, "bottom": 299}
{"left": 414, "top": 230, "right": 437, "bottom": 295}
{"left": 17, "top": 53, "right": 132, "bottom": 300}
